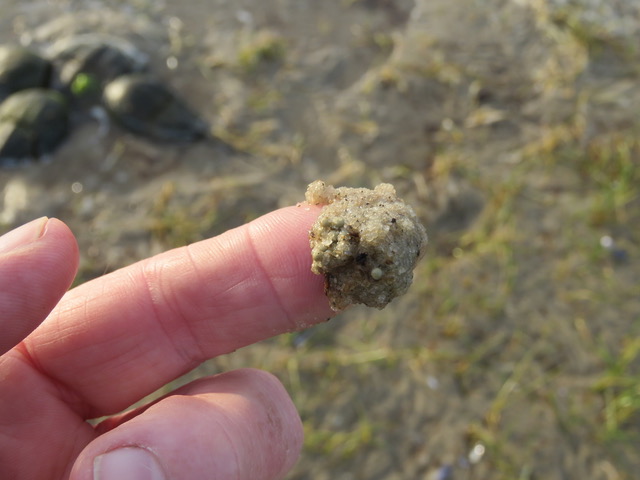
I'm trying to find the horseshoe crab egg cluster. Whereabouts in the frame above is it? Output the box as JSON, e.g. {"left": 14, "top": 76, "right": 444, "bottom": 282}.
{"left": 306, "top": 180, "right": 428, "bottom": 311}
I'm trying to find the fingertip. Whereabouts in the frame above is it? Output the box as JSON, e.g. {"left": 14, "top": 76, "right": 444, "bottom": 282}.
{"left": 0, "top": 217, "right": 79, "bottom": 354}
{"left": 17, "top": 216, "right": 80, "bottom": 288}
{"left": 43, "top": 217, "right": 80, "bottom": 252}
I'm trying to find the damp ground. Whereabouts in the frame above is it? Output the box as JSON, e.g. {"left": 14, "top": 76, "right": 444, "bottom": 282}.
{"left": 1, "top": 1, "right": 639, "bottom": 479}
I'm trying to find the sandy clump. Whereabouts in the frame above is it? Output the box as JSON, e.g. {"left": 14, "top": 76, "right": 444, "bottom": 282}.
{"left": 306, "top": 180, "right": 428, "bottom": 311}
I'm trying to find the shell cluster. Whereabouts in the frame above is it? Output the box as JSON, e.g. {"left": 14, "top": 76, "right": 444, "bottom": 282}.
{"left": 0, "top": 38, "right": 206, "bottom": 164}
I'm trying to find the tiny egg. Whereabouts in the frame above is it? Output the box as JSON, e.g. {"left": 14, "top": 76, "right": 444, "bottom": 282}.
{"left": 371, "top": 267, "right": 383, "bottom": 280}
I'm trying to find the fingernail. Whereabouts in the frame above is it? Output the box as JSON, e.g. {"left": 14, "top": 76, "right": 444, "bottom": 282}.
{"left": 94, "top": 447, "right": 167, "bottom": 480}
{"left": 0, "top": 217, "right": 49, "bottom": 255}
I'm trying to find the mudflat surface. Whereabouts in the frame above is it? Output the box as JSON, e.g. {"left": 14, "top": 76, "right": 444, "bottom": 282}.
{"left": 1, "top": 1, "right": 639, "bottom": 478}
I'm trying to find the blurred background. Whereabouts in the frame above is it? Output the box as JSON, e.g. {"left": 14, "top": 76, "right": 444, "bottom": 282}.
{"left": 1, "top": 0, "right": 639, "bottom": 478}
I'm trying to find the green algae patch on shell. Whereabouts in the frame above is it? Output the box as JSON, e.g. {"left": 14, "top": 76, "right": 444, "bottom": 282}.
{"left": 306, "top": 180, "right": 428, "bottom": 311}
{"left": 48, "top": 34, "right": 149, "bottom": 90}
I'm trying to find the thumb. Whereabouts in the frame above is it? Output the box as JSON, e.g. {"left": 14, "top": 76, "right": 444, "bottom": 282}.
{"left": 0, "top": 217, "right": 79, "bottom": 355}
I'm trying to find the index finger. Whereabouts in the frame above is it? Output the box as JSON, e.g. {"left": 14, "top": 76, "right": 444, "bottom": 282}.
{"left": 23, "top": 205, "right": 334, "bottom": 416}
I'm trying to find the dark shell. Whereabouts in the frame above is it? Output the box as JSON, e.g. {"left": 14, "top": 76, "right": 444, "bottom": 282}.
{"left": 103, "top": 74, "right": 207, "bottom": 142}
{"left": 48, "top": 34, "right": 148, "bottom": 91}
{"left": 0, "top": 89, "right": 69, "bottom": 163}
{"left": 0, "top": 46, "right": 52, "bottom": 102}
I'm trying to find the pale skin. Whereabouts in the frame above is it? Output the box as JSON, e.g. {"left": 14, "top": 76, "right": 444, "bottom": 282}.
{"left": 0, "top": 205, "right": 334, "bottom": 480}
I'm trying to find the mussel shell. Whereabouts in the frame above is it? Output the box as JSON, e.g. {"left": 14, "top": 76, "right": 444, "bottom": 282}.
{"left": 103, "top": 74, "right": 207, "bottom": 142}
{"left": 0, "top": 46, "right": 52, "bottom": 102}
{"left": 0, "top": 89, "right": 69, "bottom": 162}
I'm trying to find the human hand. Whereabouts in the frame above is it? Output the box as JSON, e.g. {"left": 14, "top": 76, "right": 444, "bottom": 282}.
{"left": 0, "top": 206, "right": 333, "bottom": 480}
